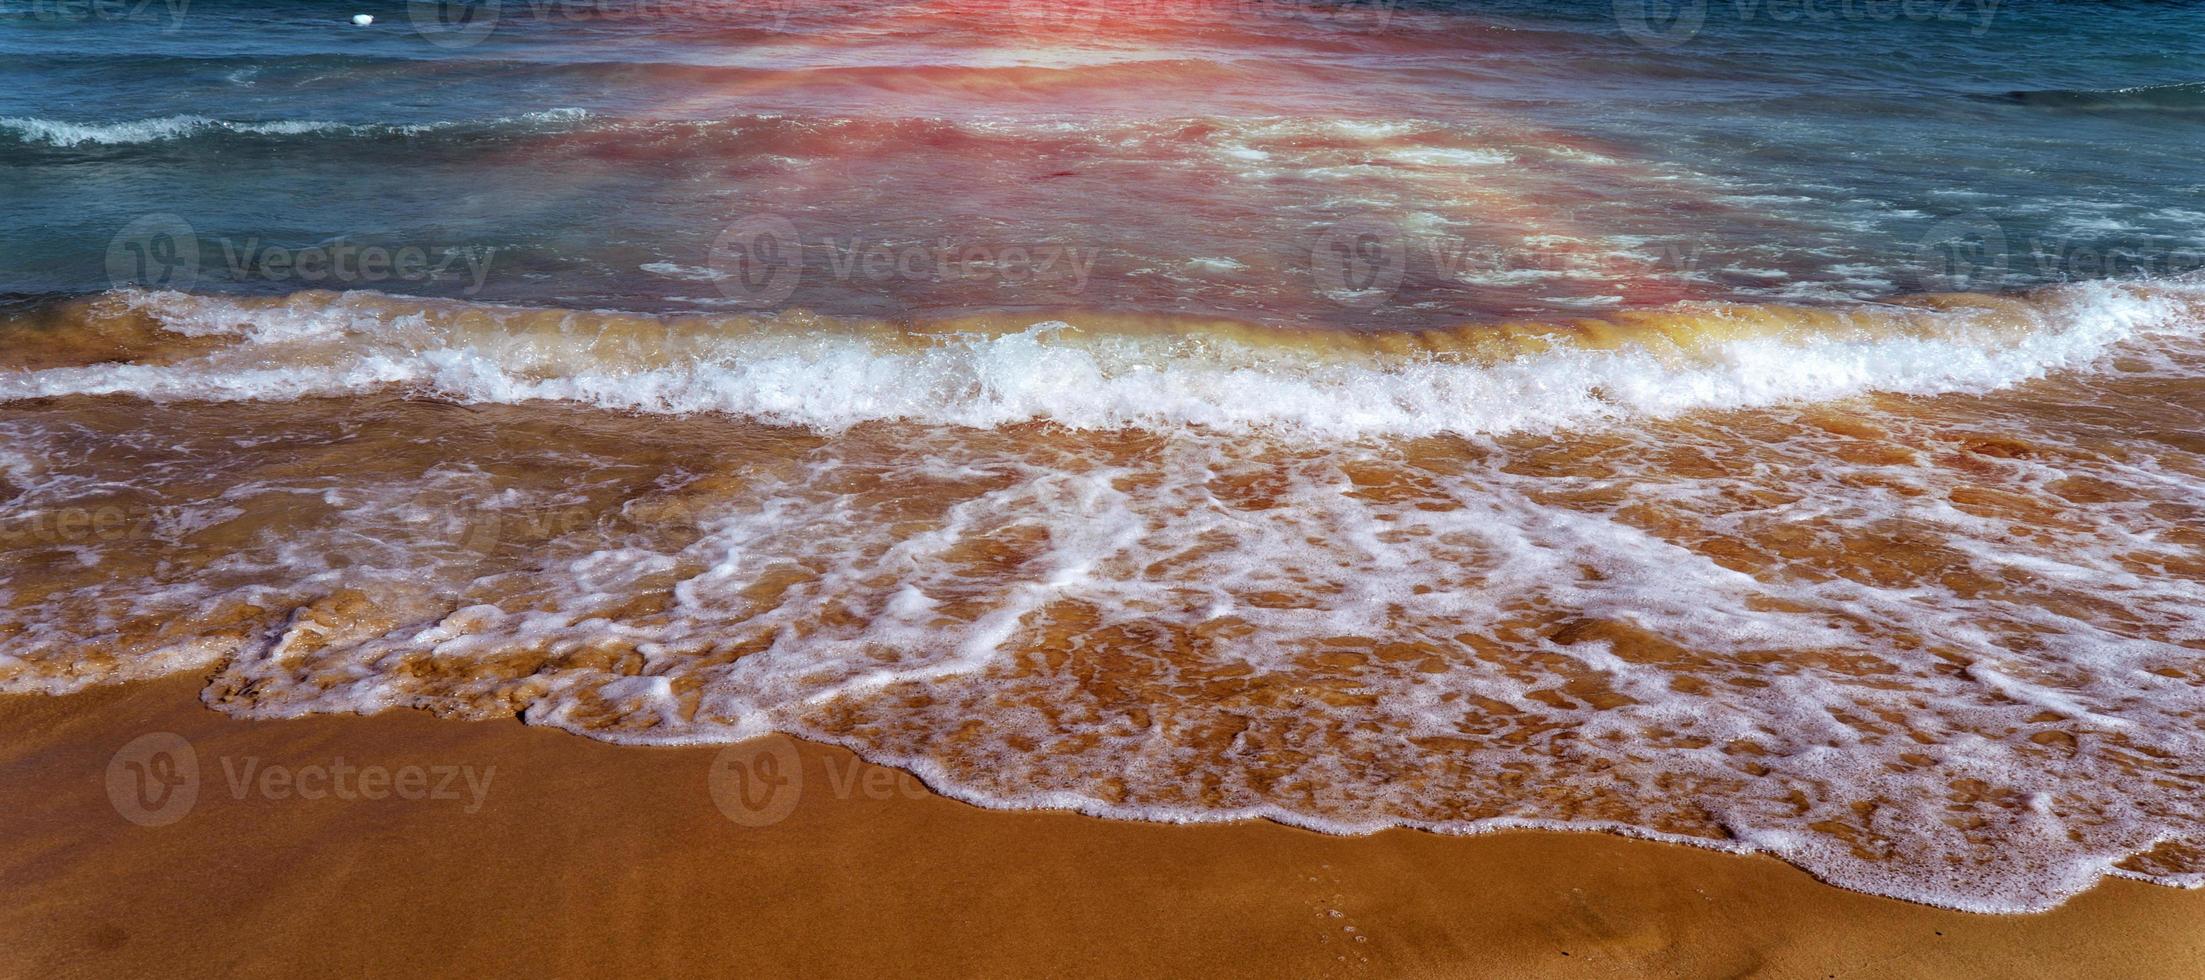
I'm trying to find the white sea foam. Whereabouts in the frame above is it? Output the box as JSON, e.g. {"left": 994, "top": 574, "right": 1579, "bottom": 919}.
{"left": 116, "top": 354, "right": 2202, "bottom": 913}
{"left": 0, "top": 109, "right": 590, "bottom": 147}
{"left": 1386, "top": 146, "right": 1514, "bottom": 167}
{"left": 639, "top": 261, "right": 731, "bottom": 281}
{"left": 2, "top": 282, "right": 2197, "bottom": 440}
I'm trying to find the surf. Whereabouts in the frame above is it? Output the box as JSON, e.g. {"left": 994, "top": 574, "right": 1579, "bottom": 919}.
{"left": 3, "top": 281, "right": 2198, "bottom": 438}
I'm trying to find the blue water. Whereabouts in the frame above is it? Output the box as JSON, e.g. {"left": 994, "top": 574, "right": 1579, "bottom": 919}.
{"left": 3, "top": 0, "right": 2202, "bottom": 320}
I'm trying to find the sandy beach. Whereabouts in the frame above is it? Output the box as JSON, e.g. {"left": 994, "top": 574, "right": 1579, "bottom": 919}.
{"left": 3, "top": 678, "right": 2200, "bottom": 979}
{"left": 10, "top": 3, "right": 2205, "bottom": 976}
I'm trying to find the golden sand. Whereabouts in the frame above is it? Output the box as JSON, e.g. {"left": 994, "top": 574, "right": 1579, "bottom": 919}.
{"left": 3, "top": 678, "right": 2202, "bottom": 979}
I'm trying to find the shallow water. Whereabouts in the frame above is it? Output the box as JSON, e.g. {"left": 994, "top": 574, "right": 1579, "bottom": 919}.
{"left": 4, "top": 0, "right": 2204, "bottom": 912}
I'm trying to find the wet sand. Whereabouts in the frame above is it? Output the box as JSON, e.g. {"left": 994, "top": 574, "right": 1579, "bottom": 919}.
{"left": 4, "top": 678, "right": 2203, "bottom": 978}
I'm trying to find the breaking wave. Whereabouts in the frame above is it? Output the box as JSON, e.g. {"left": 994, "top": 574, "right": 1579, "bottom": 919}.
{"left": 3, "top": 281, "right": 2200, "bottom": 438}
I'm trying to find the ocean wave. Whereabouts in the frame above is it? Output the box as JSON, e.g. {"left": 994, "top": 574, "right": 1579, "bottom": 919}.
{"left": 2, "top": 281, "right": 2198, "bottom": 438}
{"left": 0, "top": 108, "right": 592, "bottom": 147}
{"left": 0, "top": 107, "right": 1473, "bottom": 161}
{"left": 2004, "top": 81, "right": 2205, "bottom": 111}
{"left": 5, "top": 49, "right": 1272, "bottom": 91}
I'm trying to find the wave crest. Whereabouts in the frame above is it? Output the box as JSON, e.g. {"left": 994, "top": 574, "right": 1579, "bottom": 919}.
{"left": 0, "top": 108, "right": 592, "bottom": 147}
{"left": 2, "top": 282, "right": 2199, "bottom": 438}
{"left": 2006, "top": 81, "right": 2205, "bottom": 111}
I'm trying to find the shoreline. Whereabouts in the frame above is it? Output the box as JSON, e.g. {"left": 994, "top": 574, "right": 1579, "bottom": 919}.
{"left": 5, "top": 677, "right": 2204, "bottom": 978}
